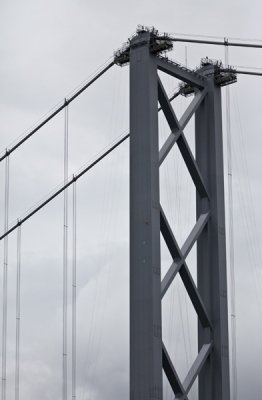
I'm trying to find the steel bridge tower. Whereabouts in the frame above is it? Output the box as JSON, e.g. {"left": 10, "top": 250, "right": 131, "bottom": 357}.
{"left": 115, "top": 27, "right": 236, "bottom": 400}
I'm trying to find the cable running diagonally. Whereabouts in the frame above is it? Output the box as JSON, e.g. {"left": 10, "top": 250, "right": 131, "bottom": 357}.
{"left": 232, "top": 93, "right": 262, "bottom": 312}
{"left": 1, "top": 33, "right": 262, "bottom": 165}
{"left": 0, "top": 133, "right": 130, "bottom": 242}
{"left": 221, "top": 69, "right": 262, "bottom": 77}
{"left": 170, "top": 32, "right": 262, "bottom": 43}
{"left": 0, "top": 84, "right": 183, "bottom": 242}
{"left": 166, "top": 36, "right": 262, "bottom": 48}
{"left": 0, "top": 60, "right": 114, "bottom": 163}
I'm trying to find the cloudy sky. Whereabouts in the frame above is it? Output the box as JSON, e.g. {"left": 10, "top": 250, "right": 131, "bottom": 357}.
{"left": 0, "top": 1, "right": 262, "bottom": 399}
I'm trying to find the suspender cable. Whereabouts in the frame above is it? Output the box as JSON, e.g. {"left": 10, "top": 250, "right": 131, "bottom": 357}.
{"left": 225, "top": 45, "right": 238, "bottom": 400}
{"left": 0, "top": 135, "right": 128, "bottom": 241}
{"left": 0, "top": 60, "right": 115, "bottom": 164}
{"left": 0, "top": 37, "right": 262, "bottom": 162}
{"left": 0, "top": 133, "right": 129, "bottom": 242}
{"left": 15, "top": 224, "right": 21, "bottom": 400}
{"left": 63, "top": 103, "right": 69, "bottom": 400}
{"left": 1, "top": 156, "right": 10, "bottom": 400}
{"left": 72, "top": 181, "right": 77, "bottom": 400}
{"left": 0, "top": 83, "right": 181, "bottom": 245}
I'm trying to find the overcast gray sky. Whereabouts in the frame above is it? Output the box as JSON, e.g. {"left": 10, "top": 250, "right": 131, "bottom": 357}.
{"left": 0, "top": 1, "right": 262, "bottom": 399}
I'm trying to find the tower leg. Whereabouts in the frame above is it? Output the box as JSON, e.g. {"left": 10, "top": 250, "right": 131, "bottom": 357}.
{"left": 195, "top": 77, "right": 230, "bottom": 400}
{"left": 129, "top": 31, "right": 163, "bottom": 400}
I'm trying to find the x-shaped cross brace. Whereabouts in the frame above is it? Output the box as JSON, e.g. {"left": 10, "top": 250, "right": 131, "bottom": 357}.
{"left": 157, "top": 68, "right": 213, "bottom": 398}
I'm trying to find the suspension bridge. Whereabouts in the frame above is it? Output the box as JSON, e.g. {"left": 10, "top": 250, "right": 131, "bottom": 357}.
{"left": 1, "top": 26, "right": 262, "bottom": 400}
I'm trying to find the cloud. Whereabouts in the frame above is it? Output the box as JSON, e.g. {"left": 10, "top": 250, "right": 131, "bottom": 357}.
{"left": 0, "top": 1, "right": 262, "bottom": 399}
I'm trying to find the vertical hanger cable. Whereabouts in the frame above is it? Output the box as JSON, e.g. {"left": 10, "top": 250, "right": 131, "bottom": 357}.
{"left": 63, "top": 102, "right": 69, "bottom": 400}
{"left": 225, "top": 44, "right": 238, "bottom": 400}
{"left": 72, "top": 181, "right": 77, "bottom": 399}
{"left": 1, "top": 155, "right": 9, "bottom": 400}
{"left": 15, "top": 224, "right": 21, "bottom": 400}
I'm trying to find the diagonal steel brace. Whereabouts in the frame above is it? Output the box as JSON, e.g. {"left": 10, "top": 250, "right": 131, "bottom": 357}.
{"left": 160, "top": 207, "right": 212, "bottom": 329}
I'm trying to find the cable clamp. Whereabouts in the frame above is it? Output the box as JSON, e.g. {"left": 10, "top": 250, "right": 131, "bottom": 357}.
{"left": 72, "top": 174, "right": 77, "bottom": 182}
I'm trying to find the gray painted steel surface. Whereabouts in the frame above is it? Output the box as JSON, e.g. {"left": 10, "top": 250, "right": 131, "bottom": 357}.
{"left": 129, "top": 29, "right": 230, "bottom": 400}
{"left": 195, "top": 68, "right": 230, "bottom": 399}
{"left": 129, "top": 32, "right": 163, "bottom": 400}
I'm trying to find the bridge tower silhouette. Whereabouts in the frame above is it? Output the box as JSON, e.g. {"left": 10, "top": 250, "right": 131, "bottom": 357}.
{"left": 114, "top": 27, "right": 237, "bottom": 400}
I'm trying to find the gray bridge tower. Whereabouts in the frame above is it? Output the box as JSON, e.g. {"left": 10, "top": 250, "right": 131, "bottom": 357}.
{"left": 115, "top": 27, "right": 237, "bottom": 400}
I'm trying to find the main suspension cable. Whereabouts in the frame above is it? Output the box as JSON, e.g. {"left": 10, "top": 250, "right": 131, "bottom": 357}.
{"left": 0, "top": 85, "right": 181, "bottom": 242}
{"left": 221, "top": 69, "right": 262, "bottom": 77}
{"left": 0, "top": 133, "right": 130, "bottom": 242}
{"left": 15, "top": 224, "right": 22, "bottom": 400}
{"left": 170, "top": 32, "right": 262, "bottom": 43}
{"left": 1, "top": 156, "right": 10, "bottom": 400}
{"left": 167, "top": 36, "right": 262, "bottom": 48}
{"left": 0, "top": 60, "right": 115, "bottom": 163}
{"left": 1, "top": 36, "right": 262, "bottom": 163}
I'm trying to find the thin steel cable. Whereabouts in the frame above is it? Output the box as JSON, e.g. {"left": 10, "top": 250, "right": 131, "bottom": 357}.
{"left": 89, "top": 76, "right": 125, "bottom": 372}
{"left": 176, "top": 96, "right": 190, "bottom": 386}
{"left": 63, "top": 104, "right": 69, "bottom": 400}
{"left": 225, "top": 46, "right": 238, "bottom": 400}
{"left": 15, "top": 224, "right": 21, "bottom": 400}
{"left": 230, "top": 91, "right": 262, "bottom": 318}
{"left": 1, "top": 156, "right": 10, "bottom": 400}
{"left": 92, "top": 150, "right": 121, "bottom": 369}
{"left": 0, "top": 60, "right": 115, "bottom": 163}
{"left": 84, "top": 74, "right": 122, "bottom": 382}
{"left": 1, "top": 38, "right": 262, "bottom": 162}
{"left": 72, "top": 182, "right": 77, "bottom": 400}
{"left": 0, "top": 87, "right": 181, "bottom": 244}
{"left": 235, "top": 65, "right": 262, "bottom": 71}
{"left": 220, "top": 69, "right": 262, "bottom": 77}
{"left": 170, "top": 32, "right": 262, "bottom": 43}
{"left": 183, "top": 49, "right": 196, "bottom": 400}
{"left": 0, "top": 133, "right": 130, "bottom": 242}
{"left": 167, "top": 36, "right": 262, "bottom": 48}
{"left": 0, "top": 65, "right": 178, "bottom": 167}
